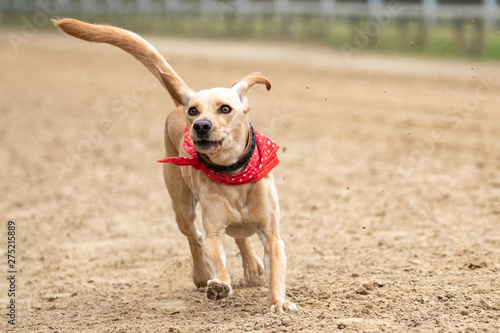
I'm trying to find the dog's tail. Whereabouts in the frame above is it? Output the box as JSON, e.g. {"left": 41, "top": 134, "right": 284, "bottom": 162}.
{"left": 53, "top": 18, "right": 193, "bottom": 106}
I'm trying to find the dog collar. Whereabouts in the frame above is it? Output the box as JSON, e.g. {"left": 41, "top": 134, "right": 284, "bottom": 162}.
{"left": 158, "top": 125, "right": 279, "bottom": 186}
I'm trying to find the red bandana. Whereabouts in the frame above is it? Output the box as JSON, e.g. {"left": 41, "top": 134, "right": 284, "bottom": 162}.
{"left": 158, "top": 127, "right": 279, "bottom": 185}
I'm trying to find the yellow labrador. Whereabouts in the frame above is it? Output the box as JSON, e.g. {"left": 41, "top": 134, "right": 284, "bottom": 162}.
{"left": 54, "top": 18, "right": 296, "bottom": 313}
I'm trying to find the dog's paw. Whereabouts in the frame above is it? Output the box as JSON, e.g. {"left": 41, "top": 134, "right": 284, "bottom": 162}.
{"left": 243, "top": 261, "right": 266, "bottom": 287}
{"left": 206, "top": 279, "right": 232, "bottom": 301}
{"left": 269, "top": 300, "right": 297, "bottom": 313}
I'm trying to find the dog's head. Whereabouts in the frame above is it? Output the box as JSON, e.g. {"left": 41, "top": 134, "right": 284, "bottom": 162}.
{"left": 52, "top": 18, "right": 270, "bottom": 165}
{"left": 167, "top": 72, "right": 271, "bottom": 164}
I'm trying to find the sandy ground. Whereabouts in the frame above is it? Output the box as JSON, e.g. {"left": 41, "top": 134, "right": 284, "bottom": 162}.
{"left": 1, "top": 29, "right": 500, "bottom": 332}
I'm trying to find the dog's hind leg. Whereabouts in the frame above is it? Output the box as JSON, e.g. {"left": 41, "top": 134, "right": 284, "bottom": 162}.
{"left": 235, "top": 238, "right": 266, "bottom": 287}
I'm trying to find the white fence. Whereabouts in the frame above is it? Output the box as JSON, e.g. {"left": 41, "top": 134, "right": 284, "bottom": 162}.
{"left": 1, "top": 0, "right": 497, "bottom": 55}
{"left": 1, "top": 0, "right": 499, "bottom": 27}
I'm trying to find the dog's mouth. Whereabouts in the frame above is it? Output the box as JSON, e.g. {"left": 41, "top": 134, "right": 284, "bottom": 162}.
{"left": 193, "top": 139, "right": 224, "bottom": 152}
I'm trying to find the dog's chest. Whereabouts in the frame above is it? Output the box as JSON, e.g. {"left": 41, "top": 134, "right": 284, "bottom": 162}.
{"left": 225, "top": 199, "right": 261, "bottom": 238}
{"left": 198, "top": 185, "right": 257, "bottom": 237}
{"left": 223, "top": 186, "right": 256, "bottom": 223}
{"left": 192, "top": 171, "right": 278, "bottom": 234}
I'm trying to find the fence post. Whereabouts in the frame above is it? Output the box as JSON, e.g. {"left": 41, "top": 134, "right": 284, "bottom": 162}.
{"left": 321, "top": 0, "right": 335, "bottom": 43}
{"left": 455, "top": 19, "right": 466, "bottom": 53}
{"left": 416, "top": 17, "right": 428, "bottom": 48}
{"left": 472, "top": 18, "right": 485, "bottom": 56}
{"left": 398, "top": 17, "right": 410, "bottom": 49}
{"left": 274, "top": 0, "right": 290, "bottom": 37}
{"left": 321, "top": 0, "right": 335, "bottom": 20}
{"left": 484, "top": 0, "right": 498, "bottom": 29}
{"left": 367, "top": 0, "right": 382, "bottom": 47}
{"left": 368, "top": 0, "right": 382, "bottom": 18}
{"left": 422, "top": 0, "right": 437, "bottom": 26}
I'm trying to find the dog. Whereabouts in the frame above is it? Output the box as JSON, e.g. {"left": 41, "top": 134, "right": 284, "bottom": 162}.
{"left": 53, "top": 18, "right": 296, "bottom": 313}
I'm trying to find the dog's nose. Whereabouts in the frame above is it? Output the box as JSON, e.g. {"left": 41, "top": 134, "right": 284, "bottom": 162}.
{"left": 193, "top": 119, "right": 212, "bottom": 136}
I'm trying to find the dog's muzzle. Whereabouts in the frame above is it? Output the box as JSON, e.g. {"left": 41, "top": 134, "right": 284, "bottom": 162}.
{"left": 192, "top": 119, "right": 224, "bottom": 151}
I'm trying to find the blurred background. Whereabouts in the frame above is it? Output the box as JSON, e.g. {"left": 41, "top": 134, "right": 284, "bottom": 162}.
{"left": 2, "top": 1, "right": 499, "bottom": 332}
{"left": 1, "top": 0, "right": 499, "bottom": 58}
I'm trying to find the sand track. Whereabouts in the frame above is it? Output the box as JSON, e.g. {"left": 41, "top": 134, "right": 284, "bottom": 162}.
{"left": 1, "top": 31, "right": 499, "bottom": 332}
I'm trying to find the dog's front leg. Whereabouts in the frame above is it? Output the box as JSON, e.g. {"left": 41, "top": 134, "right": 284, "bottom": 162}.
{"left": 203, "top": 226, "right": 232, "bottom": 301}
{"left": 257, "top": 226, "right": 297, "bottom": 313}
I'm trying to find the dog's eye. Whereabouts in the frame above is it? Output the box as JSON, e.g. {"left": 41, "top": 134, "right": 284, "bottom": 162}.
{"left": 219, "top": 105, "right": 232, "bottom": 114}
{"left": 188, "top": 107, "right": 198, "bottom": 116}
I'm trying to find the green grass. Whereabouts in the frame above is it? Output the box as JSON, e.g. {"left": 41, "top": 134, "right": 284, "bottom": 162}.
{"left": 483, "top": 31, "right": 500, "bottom": 58}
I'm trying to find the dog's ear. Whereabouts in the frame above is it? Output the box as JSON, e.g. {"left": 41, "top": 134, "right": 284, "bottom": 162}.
{"left": 53, "top": 18, "right": 194, "bottom": 106}
{"left": 231, "top": 72, "right": 271, "bottom": 111}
